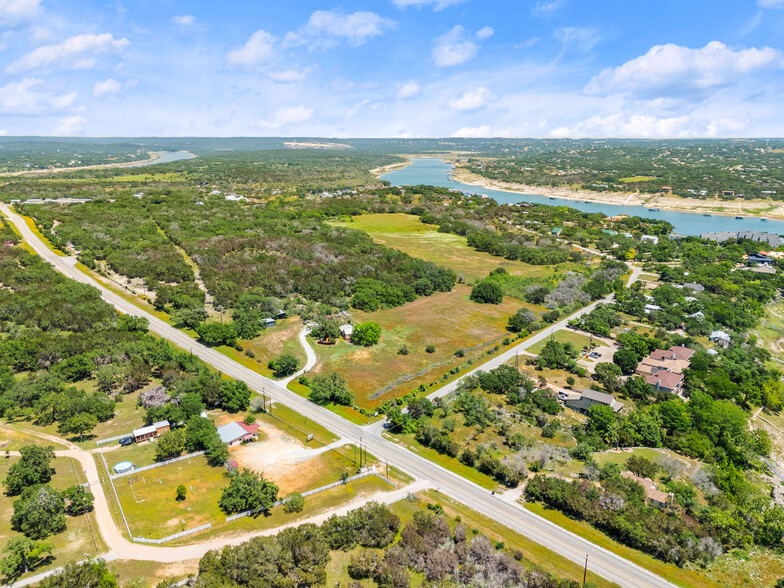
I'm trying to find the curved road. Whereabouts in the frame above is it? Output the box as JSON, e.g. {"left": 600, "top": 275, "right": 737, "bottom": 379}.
{"left": 1, "top": 205, "right": 674, "bottom": 588}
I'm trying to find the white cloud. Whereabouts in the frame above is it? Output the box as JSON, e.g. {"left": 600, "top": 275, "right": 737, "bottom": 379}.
{"left": 283, "top": 10, "right": 396, "bottom": 49}
{"left": 586, "top": 41, "right": 784, "bottom": 98}
{"left": 758, "top": 0, "right": 784, "bottom": 7}
{"left": 0, "top": 0, "right": 40, "bottom": 27}
{"left": 397, "top": 80, "right": 420, "bottom": 99}
{"left": 391, "top": 0, "right": 464, "bottom": 10}
{"left": 515, "top": 37, "right": 540, "bottom": 49}
{"left": 433, "top": 26, "right": 479, "bottom": 67}
{"left": 171, "top": 14, "right": 194, "bottom": 26}
{"left": 256, "top": 105, "right": 314, "bottom": 129}
{"left": 226, "top": 30, "right": 276, "bottom": 67}
{"left": 554, "top": 27, "right": 600, "bottom": 52}
{"left": 92, "top": 78, "right": 122, "bottom": 98}
{"left": 452, "top": 125, "right": 493, "bottom": 137}
{"left": 448, "top": 87, "right": 495, "bottom": 111}
{"left": 475, "top": 26, "right": 494, "bottom": 40}
{"left": 533, "top": 0, "right": 567, "bottom": 15}
{"left": 549, "top": 113, "right": 748, "bottom": 138}
{"left": 0, "top": 78, "right": 76, "bottom": 114}
{"left": 268, "top": 69, "right": 308, "bottom": 82}
{"left": 6, "top": 33, "right": 130, "bottom": 73}
{"left": 54, "top": 115, "right": 86, "bottom": 135}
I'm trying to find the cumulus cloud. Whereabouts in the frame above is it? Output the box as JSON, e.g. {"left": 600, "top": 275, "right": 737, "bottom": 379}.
{"left": 268, "top": 69, "right": 308, "bottom": 82}
{"left": 549, "top": 113, "right": 748, "bottom": 138}
{"left": 226, "top": 30, "right": 276, "bottom": 67}
{"left": 171, "top": 14, "right": 194, "bottom": 26}
{"left": 391, "top": 0, "right": 464, "bottom": 10}
{"left": 6, "top": 33, "right": 130, "bottom": 73}
{"left": 283, "top": 10, "right": 396, "bottom": 49}
{"left": 585, "top": 41, "right": 784, "bottom": 98}
{"left": 515, "top": 37, "right": 540, "bottom": 49}
{"left": 433, "top": 26, "right": 479, "bottom": 67}
{"left": 397, "top": 80, "right": 420, "bottom": 99}
{"left": 92, "top": 78, "right": 122, "bottom": 98}
{"left": 475, "top": 26, "right": 494, "bottom": 40}
{"left": 448, "top": 87, "right": 495, "bottom": 111}
{"left": 452, "top": 125, "right": 493, "bottom": 137}
{"left": 256, "top": 105, "right": 314, "bottom": 129}
{"left": 533, "top": 0, "right": 567, "bottom": 16}
{"left": 0, "top": 0, "right": 41, "bottom": 27}
{"left": 758, "top": 0, "right": 784, "bottom": 7}
{"left": 54, "top": 115, "right": 86, "bottom": 135}
{"left": 0, "top": 78, "right": 76, "bottom": 114}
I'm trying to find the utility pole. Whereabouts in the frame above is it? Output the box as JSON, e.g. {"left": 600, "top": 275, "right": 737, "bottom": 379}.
{"left": 583, "top": 554, "right": 588, "bottom": 587}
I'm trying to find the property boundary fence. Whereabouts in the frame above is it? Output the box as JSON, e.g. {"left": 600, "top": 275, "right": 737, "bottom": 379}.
{"left": 96, "top": 433, "right": 131, "bottom": 446}
{"left": 132, "top": 523, "right": 212, "bottom": 544}
{"left": 110, "top": 451, "right": 207, "bottom": 479}
{"left": 225, "top": 466, "right": 395, "bottom": 522}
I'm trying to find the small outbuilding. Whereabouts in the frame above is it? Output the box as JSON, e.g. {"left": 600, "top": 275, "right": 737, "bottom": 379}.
{"left": 132, "top": 420, "right": 170, "bottom": 443}
{"left": 339, "top": 324, "right": 354, "bottom": 340}
{"left": 262, "top": 318, "right": 276, "bottom": 328}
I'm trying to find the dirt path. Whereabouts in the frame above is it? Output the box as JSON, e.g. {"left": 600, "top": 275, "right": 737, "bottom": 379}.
{"left": 282, "top": 329, "right": 319, "bottom": 385}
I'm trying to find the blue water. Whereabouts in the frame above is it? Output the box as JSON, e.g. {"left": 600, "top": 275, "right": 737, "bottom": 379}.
{"left": 130, "top": 150, "right": 196, "bottom": 167}
{"left": 380, "top": 158, "right": 784, "bottom": 238}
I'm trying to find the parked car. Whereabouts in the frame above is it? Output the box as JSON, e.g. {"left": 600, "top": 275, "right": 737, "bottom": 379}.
{"left": 119, "top": 436, "right": 133, "bottom": 446}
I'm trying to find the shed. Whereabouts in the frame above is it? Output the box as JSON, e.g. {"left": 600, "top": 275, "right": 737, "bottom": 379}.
{"left": 262, "top": 318, "right": 276, "bottom": 328}
{"left": 551, "top": 227, "right": 563, "bottom": 235}
{"left": 340, "top": 324, "right": 354, "bottom": 340}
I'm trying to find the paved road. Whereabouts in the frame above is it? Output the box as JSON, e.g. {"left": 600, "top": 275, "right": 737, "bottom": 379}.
{"left": 1, "top": 205, "right": 675, "bottom": 588}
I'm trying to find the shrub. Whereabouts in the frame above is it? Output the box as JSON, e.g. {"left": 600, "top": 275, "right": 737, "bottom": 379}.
{"left": 425, "top": 345, "right": 436, "bottom": 354}
{"left": 470, "top": 280, "right": 503, "bottom": 304}
{"left": 284, "top": 492, "right": 305, "bottom": 513}
{"left": 176, "top": 485, "right": 187, "bottom": 501}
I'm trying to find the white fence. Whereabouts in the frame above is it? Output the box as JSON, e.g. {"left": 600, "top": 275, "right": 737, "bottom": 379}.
{"left": 132, "top": 523, "right": 211, "bottom": 544}
{"left": 225, "top": 466, "right": 395, "bottom": 522}
{"left": 96, "top": 433, "right": 131, "bottom": 446}
{"left": 110, "top": 451, "right": 207, "bottom": 479}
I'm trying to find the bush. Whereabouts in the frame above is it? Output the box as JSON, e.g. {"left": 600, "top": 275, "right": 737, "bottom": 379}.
{"left": 267, "top": 353, "right": 300, "bottom": 378}
{"left": 470, "top": 280, "right": 503, "bottom": 304}
{"left": 425, "top": 345, "right": 436, "bottom": 354}
{"left": 284, "top": 492, "right": 305, "bottom": 513}
{"left": 309, "top": 373, "right": 354, "bottom": 406}
{"left": 397, "top": 345, "right": 409, "bottom": 355}
{"left": 352, "top": 322, "right": 381, "bottom": 346}
{"left": 176, "top": 485, "right": 187, "bottom": 501}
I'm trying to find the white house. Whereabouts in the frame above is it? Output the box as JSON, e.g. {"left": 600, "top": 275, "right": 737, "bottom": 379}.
{"left": 710, "top": 330, "right": 731, "bottom": 347}
{"left": 641, "top": 235, "right": 659, "bottom": 244}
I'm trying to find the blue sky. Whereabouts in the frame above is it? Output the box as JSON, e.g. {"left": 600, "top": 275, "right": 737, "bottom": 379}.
{"left": 0, "top": 0, "right": 783, "bottom": 137}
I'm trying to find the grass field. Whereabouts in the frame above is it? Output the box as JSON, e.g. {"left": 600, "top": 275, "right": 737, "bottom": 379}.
{"left": 620, "top": 176, "right": 657, "bottom": 183}
{"left": 0, "top": 425, "right": 68, "bottom": 451}
{"left": 527, "top": 329, "right": 603, "bottom": 354}
{"left": 307, "top": 286, "right": 524, "bottom": 408}
{"left": 754, "top": 299, "right": 784, "bottom": 361}
{"left": 217, "top": 319, "right": 307, "bottom": 380}
{"left": 0, "top": 456, "right": 106, "bottom": 582}
{"left": 332, "top": 213, "right": 556, "bottom": 283}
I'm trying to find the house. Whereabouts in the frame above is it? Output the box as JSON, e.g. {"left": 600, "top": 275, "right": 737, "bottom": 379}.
{"left": 649, "top": 345, "right": 695, "bottom": 362}
{"left": 644, "top": 304, "right": 662, "bottom": 313}
{"left": 720, "top": 190, "right": 735, "bottom": 197}
{"left": 217, "top": 421, "right": 260, "bottom": 447}
{"left": 339, "top": 324, "right": 354, "bottom": 340}
{"left": 710, "top": 330, "right": 731, "bottom": 347}
{"left": 748, "top": 253, "right": 774, "bottom": 266}
{"left": 636, "top": 345, "right": 693, "bottom": 397}
{"left": 602, "top": 229, "right": 618, "bottom": 236}
{"left": 564, "top": 389, "right": 623, "bottom": 414}
{"left": 551, "top": 227, "right": 563, "bottom": 235}
{"left": 688, "top": 311, "right": 705, "bottom": 320}
{"left": 640, "top": 235, "right": 659, "bottom": 245}
{"left": 620, "top": 472, "right": 672, "bottom": 508}
{"left": 225, "top": 193, "right": 246, "bottom": 201}
{"left": 262, "top": 318, "right": 276, "bottom": 328}
{"left": 132, "top": 420, "right": 170, "bottom": 443}
{"left": 682, "top": 282, "right": 704, "bottom": 293}
{"left": 748, "top": 265, "right": 776, "bottom": 274}
{"left": 276, "top": 309, "right": 287, "bottom": 320}
{"left": 661, "top": 186, "right": 672, "bottom": 194}
{"left": 210, "top": 190, "right": 221, "bottom": 195}
{"left": 642, "top": 370, "right": 685, "bottom": 396}
{"left": 133, "top": 192, "right": 144, "bottom": 199}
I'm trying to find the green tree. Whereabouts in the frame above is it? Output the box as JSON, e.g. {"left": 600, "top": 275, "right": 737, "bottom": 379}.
{"left": 11, "top": 485, "right": 66, "bottom": 540}
{"left": 507, "top": 309, "right": 538, "bottom": 333}
{"left": 205, "top": 437, "right": 229, "bottom": 467}
{"left": 38, "top": 559, "right": 117, "bottom": 588}
{"left": 613, "top": 348, "right": 639, "bottom": 374}
{"left": 63, "top": 485, "right": 94, "bottom": 515}
{"left": 352, "top": 322, "right": 381, "bottom": 346}
{"left": 470, "top": 280, "right": 503, "bottom": 304}
{"left": 3, "top": 445, "right": 55, "bottom": 496}
{"left": 626, "top": 455, "right": 658, "bottom": 479}
{"left": 311, "top": 318, "right": 341, "bottom": 342}
{"left": 180, "top": 392, "right": 206, "bottom": 419}
{"left": 219, "top": 469, "right": 279, "bottom": 514}
{"left": 185, "top": 416, "right": 219, "bottom": 451}
{"left": 172, "top": 307, "right": 207, "bottom": 330}
{"left": 309, "top": 373, "right": 353, "bottom": 406}
{"left": 219, "top": 380, "right": 251, "bottom": 412}
{"left": 195, "top": 322, "right": 237, "bottom": 347}
{"left": 58, "top": 413, "right": 97, "bottom": 439}
{"left": 284, "top": 492, "right": 305, "bottom": 513}
{"left": 176, "top": 485, "right": 187, "bottom": 501}
{"left": 116, "top": 315, "right": 149, "bottom": 333}
{"left": 267, "top": 353, "right": 300, "bottom": 378}
{"left": 155, "top": 429, "right": 186, "bottom": 461}
{"left": 0, "top": 537, "right": 53, "bottom": 579}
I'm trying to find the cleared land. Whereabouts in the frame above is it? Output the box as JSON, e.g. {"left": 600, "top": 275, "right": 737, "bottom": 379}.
{"left": 218, "top": 319, "right": 307, "bottom": 380}
{"left": 332, "top": 213, "right": 555, "bottom": 283}
{"left": 527, "top": 329, "right": 603, "bottom": 354}
{"left": 306, "top": 286, "right": 528, "bottom": 408}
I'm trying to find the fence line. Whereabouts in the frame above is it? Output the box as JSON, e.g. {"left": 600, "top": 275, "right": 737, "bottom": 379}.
{"left": 110, "top": 451, "right": 207, "bottom": 479}
{"left": 98, "top": 450, "right": 132, "bottom": 540}
{"left": 132, "top": 523, "right": 211, "bottom": 544}
{"left": 96, "top": 433, "right": 131, "bottom": 446}
{"left": 226, "top": 466, "right": 395, "bottom": 522}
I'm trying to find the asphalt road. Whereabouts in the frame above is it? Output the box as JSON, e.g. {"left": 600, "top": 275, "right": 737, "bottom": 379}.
{"left": 1, "top": 205, "right": 674, "bottom": 588}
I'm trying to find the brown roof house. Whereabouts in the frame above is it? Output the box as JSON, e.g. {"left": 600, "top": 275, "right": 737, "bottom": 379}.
{"left": 621, "top": 471, "right": 673, "bottom": 509}
{"left": 563, "top": 389, "right": 623, "bottom": 414}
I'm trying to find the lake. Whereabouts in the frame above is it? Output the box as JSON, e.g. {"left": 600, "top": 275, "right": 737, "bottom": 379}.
{"left": 380, "top": 157, "right": 784, "bottom": 238}
{"left": 130, "top": 151, "right": 196, "bottom": 167}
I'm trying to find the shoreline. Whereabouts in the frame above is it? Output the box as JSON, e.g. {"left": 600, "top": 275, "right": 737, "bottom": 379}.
{"left": 0, "top": 150, "right": 196, "bottom": 177}
{"left": 450, "top": 164, "right": 784, "bottom": 222}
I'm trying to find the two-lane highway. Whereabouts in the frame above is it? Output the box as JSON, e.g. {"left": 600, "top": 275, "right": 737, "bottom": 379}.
{"left": 1, "top": 204, "right": 675, "bottom": 587}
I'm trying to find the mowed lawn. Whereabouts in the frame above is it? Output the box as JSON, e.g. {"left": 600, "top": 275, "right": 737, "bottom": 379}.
{"left": 332, "top": 213, "right": 553, "bottom": 283}
{"left": 308, "top": 286, "right": 527, "bottom": 408}
{"left": 528, "top": 329, "right": 604, "bottom": 354}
